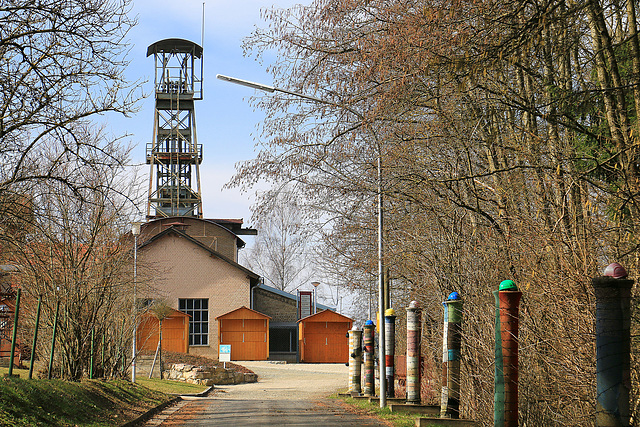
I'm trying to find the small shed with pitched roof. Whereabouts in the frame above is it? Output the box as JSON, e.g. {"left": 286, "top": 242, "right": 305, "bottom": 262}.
{"left": 298, "top": 310, "right": 353, "bottom": 363}
{"left": 217, "top": 306, "right": 270, "bottom": 361}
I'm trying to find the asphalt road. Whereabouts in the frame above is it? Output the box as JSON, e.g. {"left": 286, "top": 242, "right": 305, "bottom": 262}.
{"left": 143, "top": 361, "right": 389, "bottom": 426}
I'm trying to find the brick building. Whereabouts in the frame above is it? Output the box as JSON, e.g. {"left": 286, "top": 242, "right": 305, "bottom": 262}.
{"left": 252, "top": 283, "right": 332, "bottom": 362}
{"left": 138, "top": 216, "right": 335, "bottom": 362}
{"left": 137, "top": 217, "right": 259, "bottom": 360}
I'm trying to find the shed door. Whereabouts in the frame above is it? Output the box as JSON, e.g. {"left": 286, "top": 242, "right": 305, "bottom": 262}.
{"left": 303, "top": 321, "right": 349, "bottom": 363}
{"left": 220, "top": 319, "right": 268, "bottom": 361}
{"left": 163, "top": 317, "right": 187, "bottom": 353}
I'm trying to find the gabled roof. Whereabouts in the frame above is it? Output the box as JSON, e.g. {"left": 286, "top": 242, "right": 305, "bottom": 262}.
{"left": 298, "top": 309, "right": 353, "bottom": 324}
{"left": 142, "top": 216, "right": 248, "bottom": 248}
{"left": 216, "top": 305, "right": 271, "bottom": 321}
{"left": 138, "top": 225, "right": 260, "bottom": 285}
{"left": 256, "top": 283, "right": 334, "bottom": 311}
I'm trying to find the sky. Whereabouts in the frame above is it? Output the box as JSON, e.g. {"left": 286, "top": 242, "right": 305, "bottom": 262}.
{"left": 111, "top": 0, "right": 358, "bottom": 314}
{"left": 112, "top": 0, "right": 301, "bottom": 228}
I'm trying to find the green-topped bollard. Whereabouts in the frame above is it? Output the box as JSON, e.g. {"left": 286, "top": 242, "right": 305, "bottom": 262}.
{"left": 441, "top": 292, "right": 463, "bottom": 418}
{"left": 593, "top": 263, "right": 633, "bottom": 427}
{"left": 406, "top": 301, "right": 422, "bottom": 404}
{"left": 494, "top": 280, "right": 522, "bottom": 427}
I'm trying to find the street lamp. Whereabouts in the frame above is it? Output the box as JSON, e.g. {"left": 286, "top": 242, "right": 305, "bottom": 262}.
{"left": 311, "top": 281, "right": 320, "bottom": 314}
{"left": 131, "top": 221, "right": 142, "bottom": 383}
{"left": 217, "top": 74, "right": 388, "bottom": 406}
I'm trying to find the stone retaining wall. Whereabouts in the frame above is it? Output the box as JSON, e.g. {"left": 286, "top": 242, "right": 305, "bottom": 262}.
{"left": 164, "top": 363, "right": 258, "bottom": 386}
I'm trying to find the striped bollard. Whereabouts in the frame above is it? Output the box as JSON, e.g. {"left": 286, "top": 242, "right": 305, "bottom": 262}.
{"left": 406, "top": 301, "right": 422, "bottom": 404}
{"left": 385, "top": 308, "right": 396, "bottom": 398}
{"left": 494, "top": 280, "right": 522, "bottom": 427}
{"left": 363, "top": 320, "right": 375, "bottom": 396}
{"left": 593, "top": 263, "right": 633, "bottom": 427}
{"left": 348, "top": 327, "right": 362, "bottom": 394}
{"left": 441, "top": 292, "right": 463, "bottom": 418}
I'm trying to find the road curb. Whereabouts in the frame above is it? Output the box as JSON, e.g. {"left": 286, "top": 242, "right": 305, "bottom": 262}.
{"left": 120, "top": 386, "right": 213, "bottom": 426}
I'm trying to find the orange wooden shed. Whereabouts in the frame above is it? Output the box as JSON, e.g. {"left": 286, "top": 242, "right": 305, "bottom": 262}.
{"left": 217, "top": 306, "right": 270, "bottom": 361}
{"left": 298, "top": 310, "right": 353, "bottom": 363}
{"left": 136, "top": 308, "right": 190, "bottom": 354}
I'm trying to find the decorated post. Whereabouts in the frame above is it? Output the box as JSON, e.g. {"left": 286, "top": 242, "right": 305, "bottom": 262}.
{"left": 441, "top": 292, "right": 463, "bottom": 418}
{"left": 385, "top": 308, "right": 396, "bottom": 398}
{"left": 406, "top": 301, "right": 422, "bottom": 404}
{"left": 494, "top": 280, "right": 522, "bottom": 427}
{"left": 593, "top": 262, "right": 633, "bottom": 427}
{"left": 363, "top": 320, "right": 375, "bottom": 396}
{"left": 348, "top": 326, "right": 362, "bottom": 394}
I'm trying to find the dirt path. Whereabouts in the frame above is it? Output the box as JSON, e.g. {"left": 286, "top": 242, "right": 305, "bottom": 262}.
{"left": 143, "top": 361, "right": 389, "bottom": 426}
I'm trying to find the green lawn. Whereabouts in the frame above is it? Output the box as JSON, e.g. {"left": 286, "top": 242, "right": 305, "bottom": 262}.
{"left": 0, "top": 376, "right": 171, "bottom": 426}
{"left": 136, "top": 377, "right": 208, "bottom": 395}
{"left": 332, "top": 392, "right": 423, "bottom": 427}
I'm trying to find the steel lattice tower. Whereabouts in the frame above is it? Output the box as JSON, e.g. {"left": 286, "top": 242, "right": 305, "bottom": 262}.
{"left": 146, "top": 39, "right": 203, "bottom": 218}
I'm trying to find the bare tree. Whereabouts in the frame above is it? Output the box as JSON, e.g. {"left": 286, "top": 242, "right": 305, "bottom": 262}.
{"left": 0, "top": 0, "right": 140, "bottom": 206}
{"left": 231, "top": 0, "right": 640, "bottom": 423}
{"left": 9, "top": 127, "right": 141, "bottom": 380}
{"left": 242, "top": 189, "right": 315, "bottom": 292}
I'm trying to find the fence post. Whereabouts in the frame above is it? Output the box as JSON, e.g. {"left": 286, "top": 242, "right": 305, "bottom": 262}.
{"left": 8, "top": 288, "right": 21, "bottom": 377}
{"left": 48, "top": 300, "right": 60, "bottom": 380}
{"left": 28, "top": 296, "right": 42, "bottom": 379}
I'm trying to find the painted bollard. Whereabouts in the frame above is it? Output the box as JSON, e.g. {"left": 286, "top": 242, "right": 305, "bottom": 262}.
{"left": 348, "top": 327, "right": 362, "bottom": 394}
{"left": 363, "top": 320, "right": 375, "bottom": 396}
{"left": 441, "top": 292, "right": 463, "bottom": 418}
{"left": 593, "top": 262, "right": 633, "bottom": 427}
{"left": 385, "top": 308, "right": 396, "bottom": 398}
{"left": 494, "top": 280, "right": 522, "bottom": 427}
{"left": 406, "top": 301, "right": 422, "bottom": 404}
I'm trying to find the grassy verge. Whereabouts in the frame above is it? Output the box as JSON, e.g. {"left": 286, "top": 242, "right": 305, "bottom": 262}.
{"left": 332, "top": 393, "right": 420, "bottom": 427}
{"left": 0, "top": 376, "right": 171, "bottom": 426}
{"left": 136, "top": 377, "right": 208, "bottom": 395}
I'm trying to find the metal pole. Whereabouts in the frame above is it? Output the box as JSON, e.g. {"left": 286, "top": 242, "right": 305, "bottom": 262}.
{"left": 494, "top": 280, "right": 522, "bottom": 427}
{"left": 441, "top": 292, "right": 463, "bottom": 418}
{"left": 48, "top": 300, "right": 60, "bottom": 379}
{"left": 101, "top": 333, "right": 105, "bottom": 378}
{"left": 363, "top": 320, "right": 375, "bottom": 396}
{"left": 8, "top": 288, "right": 21, "bottom": 377}
{"left": 593, "top": 263, "right": 633, "bottom": 427}
{"left": 132, "top": 231, "right": 138, "bottom": 383}
{"left": 377, "top": 154, "right": 386, "bottom": 407}
{"left": 89, "top": 327, "right": 95, "bottom": 379}
{"left": 28, "top": 296, "right": 42, "bottom": 380}
{"left": 406, "top": 301, "right": 422, "bottom": 404}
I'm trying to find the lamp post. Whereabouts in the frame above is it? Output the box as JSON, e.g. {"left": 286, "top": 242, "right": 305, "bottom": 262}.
{"left": 218, "top": 74, "right": 388, "bottom": 406}
{"left": 131, "top": 222, "right": 142, "bottom": 383}
{"left": 311, "top": 281, "right": 320, "bottom": 314}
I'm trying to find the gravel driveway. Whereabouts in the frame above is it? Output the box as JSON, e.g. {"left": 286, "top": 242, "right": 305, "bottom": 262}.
{"left": 144, "top": 361, "right": 389, "bottom": 426}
